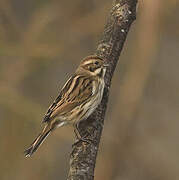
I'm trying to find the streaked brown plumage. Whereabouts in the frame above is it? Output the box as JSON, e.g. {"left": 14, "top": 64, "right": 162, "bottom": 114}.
{"left": 24, "top": 55, "right": 107, "bottom": 157}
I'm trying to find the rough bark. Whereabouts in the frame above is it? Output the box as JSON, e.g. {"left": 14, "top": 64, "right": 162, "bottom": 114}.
{"left": 67, "top": 0, "right": 138, "bottom": 179}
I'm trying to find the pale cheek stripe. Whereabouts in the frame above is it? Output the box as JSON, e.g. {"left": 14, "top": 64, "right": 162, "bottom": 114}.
{"left": 94, "top": 68, "right": 101, "bottom": 75}
{"left": 82, "top": 61, "right": 93, "bottom": 65}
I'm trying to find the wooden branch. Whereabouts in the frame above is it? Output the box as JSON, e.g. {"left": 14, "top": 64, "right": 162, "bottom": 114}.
{"left": 67, "top": 0, "right": 138, "bottom": 179}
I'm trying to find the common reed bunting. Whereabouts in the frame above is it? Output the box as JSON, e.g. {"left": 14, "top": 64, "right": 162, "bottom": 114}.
{"left": 24, "top": 55, "right": 108, "bottom": 157}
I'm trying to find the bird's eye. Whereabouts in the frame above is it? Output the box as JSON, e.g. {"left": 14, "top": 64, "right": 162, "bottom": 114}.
{"left": 95, "top": 61, "right": 99, "bottom": 65}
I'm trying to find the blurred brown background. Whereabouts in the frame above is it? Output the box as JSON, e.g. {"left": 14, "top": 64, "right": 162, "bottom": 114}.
{"left": 0, "top": 0, "right": 179, "bottom": 179}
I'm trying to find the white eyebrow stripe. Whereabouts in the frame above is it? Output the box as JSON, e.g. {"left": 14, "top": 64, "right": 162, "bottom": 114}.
{"left": 82, "top": 60, "right": 94, "bottom": 65}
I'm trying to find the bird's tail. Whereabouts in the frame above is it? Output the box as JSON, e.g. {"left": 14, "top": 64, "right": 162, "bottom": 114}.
{"left": 24, "top": 124, "right": 52, "bottom": 157}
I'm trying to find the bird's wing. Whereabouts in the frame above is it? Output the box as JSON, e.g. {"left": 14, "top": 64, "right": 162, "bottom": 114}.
{"left": 43, "top": 76, "right": 74, "bottom": 122}
{"left": 43, "top": 75, "right": 94, "bottom": 122}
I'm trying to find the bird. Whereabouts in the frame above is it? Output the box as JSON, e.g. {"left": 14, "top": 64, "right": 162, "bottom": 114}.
{"left": 24, "top": 55, "right": 108, "bottom": 157}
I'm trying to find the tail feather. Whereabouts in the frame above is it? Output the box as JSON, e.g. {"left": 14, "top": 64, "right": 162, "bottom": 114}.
{"left": 24, "top": 125, "right": 51, "bottom": 157}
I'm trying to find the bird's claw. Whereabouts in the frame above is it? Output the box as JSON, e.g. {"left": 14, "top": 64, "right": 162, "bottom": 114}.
{"left": 72, "top": 137, "right": 93, "bottom": 147}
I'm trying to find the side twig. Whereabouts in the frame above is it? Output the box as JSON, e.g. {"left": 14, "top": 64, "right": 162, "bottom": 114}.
{"left": 67, "top": 0, "right": 138, "bottom": 179}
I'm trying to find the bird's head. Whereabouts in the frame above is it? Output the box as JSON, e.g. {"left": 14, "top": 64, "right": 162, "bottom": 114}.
{"left": 77, "top": 56, "right": 108, "bottom": 78}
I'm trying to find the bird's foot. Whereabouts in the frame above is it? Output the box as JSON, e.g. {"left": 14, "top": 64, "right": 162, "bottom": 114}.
{"left": 72, "top": 136, "right": 93, "bottom": 147}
